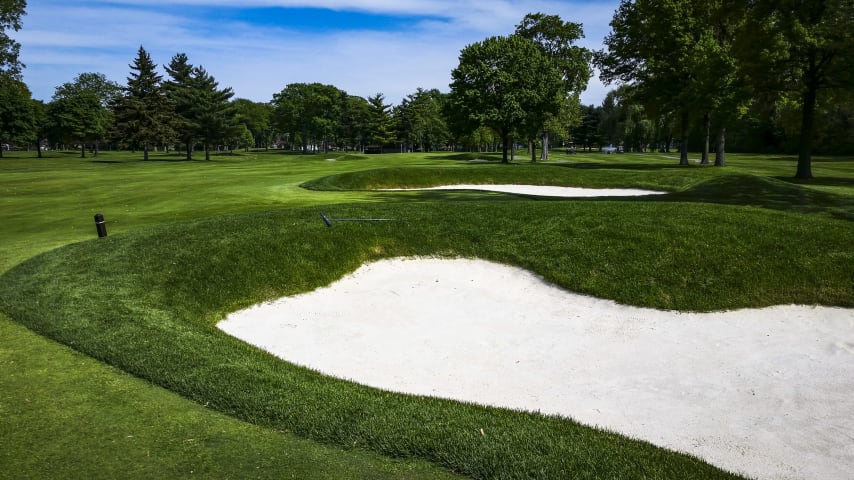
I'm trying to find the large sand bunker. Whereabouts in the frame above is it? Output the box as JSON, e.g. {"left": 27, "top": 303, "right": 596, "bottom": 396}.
{"left": 218, "top": 257, "right": 854, "bottom": 480}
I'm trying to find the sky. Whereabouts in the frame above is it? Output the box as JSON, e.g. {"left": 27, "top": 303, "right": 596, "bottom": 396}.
{"left": 18, "top": 1, "right": 620, "bottom": 107}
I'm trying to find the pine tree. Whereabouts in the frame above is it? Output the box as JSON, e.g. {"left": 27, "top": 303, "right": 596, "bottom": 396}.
{"left": 366, "top": 93, "right": 395, "bottom": 152}
{"left": 113, "top": 46, "right": 174, "bottom": 160}
{"left": 164, "top": 53, "right": 196, "bottom": 160}
{"left": 185, "top": 66, "right": 237, "bottom": 161}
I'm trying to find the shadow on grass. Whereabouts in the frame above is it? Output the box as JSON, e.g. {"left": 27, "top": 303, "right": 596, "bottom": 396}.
{"left": 660, "top": 174, "right": 854, "bottom": 221}
{"left": 553, "top": 162, "right": 695, "bottom": 171}
{"left": 778, "top": 176, "right": 854, "bottom": 188}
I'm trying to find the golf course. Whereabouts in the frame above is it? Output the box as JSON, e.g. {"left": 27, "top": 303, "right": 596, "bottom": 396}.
{"left": 1, "top": 149, "right": 852, "bottom": 479}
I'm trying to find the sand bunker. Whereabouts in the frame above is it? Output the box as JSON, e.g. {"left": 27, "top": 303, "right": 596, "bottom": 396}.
{"left": 218, "top": 257, "right": 854, "bottom": 480}
{"left": 382, "top": 184, "right": 666, "bottom": 197}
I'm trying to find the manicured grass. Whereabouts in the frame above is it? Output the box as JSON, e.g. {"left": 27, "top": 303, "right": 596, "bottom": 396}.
{"left": 0, "top": 313, "right": 464, "bottom": 480}
{"left": 0, "top": 149, "right": 852, "bottom": 479}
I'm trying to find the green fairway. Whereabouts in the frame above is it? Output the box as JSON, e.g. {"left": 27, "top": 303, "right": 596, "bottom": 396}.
{"left": 1, "top": 149, "right": 852, "bottom": 479}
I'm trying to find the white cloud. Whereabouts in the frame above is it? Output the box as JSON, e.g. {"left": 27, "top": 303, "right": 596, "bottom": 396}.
{"left": 19, "top": 1, "right": 619, "bottom": 105}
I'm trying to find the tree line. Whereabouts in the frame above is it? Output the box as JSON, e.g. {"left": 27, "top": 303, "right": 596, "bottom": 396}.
{"left": 1, "top": 1, "right": 853, "bottom": 177}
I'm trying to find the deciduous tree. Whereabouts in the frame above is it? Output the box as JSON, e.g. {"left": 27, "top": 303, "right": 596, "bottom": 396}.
{"left": 0, "top": 74, "right": 31, "bottom": 156}
{"left": 449, "top": 35, "right": 562, "bottom": 163}
{"left": 271, "top": 83, "right": 344, "bottom": 153}
{"left": 49, "top": 72, "right": 120, "bottom": 157}
{"left": 515, "top": 12, "right": 592, "bottom": 161}
{"left": 0, "top": 0, "right": 25, "bottom": 79}
{"left": 735, "top": 0, "right": 854, "bottom": 178}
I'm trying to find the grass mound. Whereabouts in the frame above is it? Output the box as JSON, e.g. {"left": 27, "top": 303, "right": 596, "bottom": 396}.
{"left": 671, "top": 174, "right": 854, "bottom": 219}
{"left": 2, "top": 198, "right": 851, "bottom": 479}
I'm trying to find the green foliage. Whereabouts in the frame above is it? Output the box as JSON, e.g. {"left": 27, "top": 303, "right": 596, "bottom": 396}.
{"left": 112, "top": 46, "right": 175, "bottom": 160}
{"left": 184, "top": 66, "right": 238, "bottom": 160}
{"left": 734, "top": 0, "right": 854, "bottom": 178}
{"left": 449, "top": 35, "right": 563, "bottom": 162}
{"left": 366, "top": 92, "right": 395, "bottom": 149}
{"left": 47, "top": 72, "right": 120, "bottom": 156}
{"left": 232, "top": 98, "right": 272, "bottom": 149}
{"left": 0, "top": 74, "right": 32, "bottom": 155}
{"left": 271, "top": 83, "right": 346, "bottom": 153}
{"left": 395, "top": 88, "right": 450, "bottom": 152}
{"left": 164, "top": 52, "right": 196, "bottom": 159}
{"left": 515, "top": 12, "right": 593, "bottom": 160}
{"left": 0, "top": 0, "right": 25, "bottom": 79}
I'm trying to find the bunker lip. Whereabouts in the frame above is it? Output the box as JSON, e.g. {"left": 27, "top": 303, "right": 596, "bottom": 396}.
{"left": 379, "top": 184, "right": 666, "bottom": 197}
{"left": 218, "top": 257, "right": 854, "bottom": 480}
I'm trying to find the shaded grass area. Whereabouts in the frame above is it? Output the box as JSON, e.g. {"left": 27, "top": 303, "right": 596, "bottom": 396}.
{"left": 2, "top": 199, "right": 852, "bottom": 479}
{"left": 0, "top": 313, "right": 464, "bottom": 480}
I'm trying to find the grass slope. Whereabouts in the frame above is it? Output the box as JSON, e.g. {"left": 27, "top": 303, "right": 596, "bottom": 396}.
{"left": 1, "top": 149, "right": 852, "bottom": 479}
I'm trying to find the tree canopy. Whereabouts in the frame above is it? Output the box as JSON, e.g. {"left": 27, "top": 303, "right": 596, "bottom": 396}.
{"left": 0, "top": 0, "right": 25, "bottom": 79}
{"left": 112, "top": 46, "right": 174, "bottom": 160}
{"left": 449, "top": 34, "right": 563, "bottom": 163}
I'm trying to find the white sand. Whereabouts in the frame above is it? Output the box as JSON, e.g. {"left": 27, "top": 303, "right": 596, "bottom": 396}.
{"left": 218, "top": 257, "right": 854, "bottom": 480}
{"left": 382, "top": 184, "right": 666, "bottom": 197}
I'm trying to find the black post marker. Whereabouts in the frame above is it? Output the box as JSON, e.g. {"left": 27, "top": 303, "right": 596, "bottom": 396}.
{"left": 94, "top": 213, "right": 107, "bottom": 238}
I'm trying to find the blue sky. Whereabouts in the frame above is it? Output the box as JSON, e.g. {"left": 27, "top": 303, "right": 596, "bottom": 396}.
{"left": 19, "top": 1, "right": 620, "bottom": 106}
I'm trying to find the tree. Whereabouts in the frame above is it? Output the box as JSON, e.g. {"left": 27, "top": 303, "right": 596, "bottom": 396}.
{"left": 735, "top": 0, "right": 854, "bottom": 178}
{"left": 271, "top": 83, "right": 344, "bottom": 153}
{"left": 396, "top": 88, "right": 450, "bottom": 152}
{"left": 164, "top": 53, "right": 196, "bottom": 160}
{"left": 449, "top": 35, "right": 563, "bottom": 163}
{"left": 598, "top": 0, "right": 711, "bottom": 165}
{"left": 232, "top": 98, "right": 272, "bottom": 149}
{"left": 112, "top": 46, "right": 174, "bottom": 160}
{"left": 184, "top": 66, "right": 238, "bottom": 161}
{"left": 573, "top": 104, "right": 601, "bottom": 151}
{"left": 0, "top": 74, "right": 31, "bottom": 156}
{"left": 365, "top": 93, "right": 395, "bottom": 152}
{"left": 515, "top": 12, "right": 592, "bottom": 161}
{"left": 0, "top": 0, "right": 25, "bottom": 79}
{"left": 339, "top": 95, "right": 370, "bottom": 152}
{"left": 49, "top": 73, "right": 119, "bottom": 157}
{"left": 30, "top": 99, "right": 47, "bottom": 156}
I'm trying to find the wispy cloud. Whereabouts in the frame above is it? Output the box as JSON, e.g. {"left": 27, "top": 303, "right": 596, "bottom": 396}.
{"left": 19, "top": 1, "right": 618, "bottom": 105}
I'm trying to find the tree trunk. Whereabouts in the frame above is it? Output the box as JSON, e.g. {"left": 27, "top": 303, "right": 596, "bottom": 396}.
{"left": 501, "top": 131, "right": 509, "bottom": 163}
{"left": 81, "top": 143, "right": 86, "bottom": 158}
{"left": 541, "top": 132, "right": 549, "bottom": 161}
{"left": 186, "top": 141, "right": 193, "bottom": 161}
{"left": 94, "top": 140, "right": 99, "bottom": 157}
{"left": 510, "top": 136, "right": 515, "bottom": 162}
{"left": 205, "top": 143, "right": 211, "bottom": 161}
{"left": 679, "top": 112, "right": 689, "bottom": 166}
{"left": 144, "top": 143, "right": 150, "bottom": 161}
{"left": 701, "top": 113, "right": 710, "bottom": 165}
{"left": 530, "top": 140, "right": 537, "bottom": 163}
{"left": 797, "top": 74, "right": 817, "bottom": 179}
{"left": 715, "top": 127, "right": 726, "bottom": 167}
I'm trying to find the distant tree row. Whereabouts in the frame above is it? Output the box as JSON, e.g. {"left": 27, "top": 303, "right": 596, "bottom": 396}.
{"left": 2, "top": 1, "right": 853, "bottom": 178}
